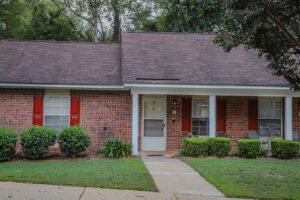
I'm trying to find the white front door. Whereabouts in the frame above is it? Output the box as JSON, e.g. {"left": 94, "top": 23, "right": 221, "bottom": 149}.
{"left": 142, "top": 99, "right": 166, "bottom": 151}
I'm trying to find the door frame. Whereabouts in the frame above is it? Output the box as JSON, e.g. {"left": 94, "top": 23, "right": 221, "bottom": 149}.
{"left": 141, "top": 97, "right": 167, "bottom": 151}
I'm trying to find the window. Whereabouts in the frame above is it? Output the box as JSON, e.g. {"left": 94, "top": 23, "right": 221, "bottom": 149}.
{"left": 258, "top": 100, "right": 282, "bottom": 137}
{"left": 192, "top": 99, "right": 209, "bottom": 136}
{"left": 44, "top": 91, "right": 70, "bottom": 131}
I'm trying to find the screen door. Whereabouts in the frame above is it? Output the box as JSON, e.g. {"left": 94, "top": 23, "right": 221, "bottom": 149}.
{"left": 142, "top": 99, "right": 166, "bottom": 151}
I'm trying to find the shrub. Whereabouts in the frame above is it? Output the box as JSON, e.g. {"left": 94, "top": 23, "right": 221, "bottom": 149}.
{"left": 20, "top": 126, "right": 57, "bottom": 159}
{"left": 58, "top": 125, "right": 91, "bottom": 157}
{"left": 102, "top": 138, "right": 132, "bottom": 159}
{"left": 237, "top": 139, "right": 262, "bottom": 158}
{"left": 271, "top": 139, "right": 300, "bottom": 159}
{"left": 207, "top": 137, "right": 231, "bottom": 157}
{"left": 0, "top": 127, "right": 18, "bottom": 161}
{"left": 182, "top": 138, "right": 208, "bottom": 157}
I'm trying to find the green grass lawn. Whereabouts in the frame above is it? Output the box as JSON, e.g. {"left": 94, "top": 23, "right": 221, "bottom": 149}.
{"left": 0, "top": 159, "right": 157, "bottom": 191}
{"left": 184, "top": 159, "right": 300, "bottom": 200}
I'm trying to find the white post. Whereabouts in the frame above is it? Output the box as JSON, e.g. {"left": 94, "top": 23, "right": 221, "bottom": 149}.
{"left": 209, "top": 95, "right": 216, "bottom": 138}
{"left": 132, "top": 91, "right": 139, "bottom": 155}
{"left": 285, "top": 96, "right": 293, "bottom": 140}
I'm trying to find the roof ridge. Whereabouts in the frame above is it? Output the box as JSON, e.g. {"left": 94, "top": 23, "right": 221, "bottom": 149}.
{"left": 1, "top": 39, "right": 119, "bottom": 45}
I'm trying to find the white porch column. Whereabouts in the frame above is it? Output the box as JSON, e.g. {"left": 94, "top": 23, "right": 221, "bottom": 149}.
{"left": 209, "top": 95, "right": 216, "bottom": 138}
{"left": 285, "top": 96, "right": 293, "bottom": 140}
{"left": 132, "top": 91, "right": 139, "bottom": 155}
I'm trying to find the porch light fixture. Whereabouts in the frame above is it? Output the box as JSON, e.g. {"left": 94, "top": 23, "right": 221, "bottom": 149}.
{"left": 103, "top": 123, "right": 108, "bottom": 131}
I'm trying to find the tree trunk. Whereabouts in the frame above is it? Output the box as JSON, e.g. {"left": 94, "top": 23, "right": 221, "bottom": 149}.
{"left": 112, "top": 0, "right": 120, "bottom": 42}
{"left": 93, "top": 16, "right": 99, "bottom": 43}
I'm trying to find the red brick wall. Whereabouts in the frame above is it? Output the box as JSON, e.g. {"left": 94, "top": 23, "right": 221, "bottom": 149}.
{"left": 167, "top": 95, "right": 183, "bottom": 151}
{"left": 71, "top": 90, "right": 132, "bottom": 151}
{"left": 0, "top": 88, "right": 43, "bottom": 133}
{"left": 223, "top": 96, "right": 255, "bottom": 149}
{"left": 293, "top": 98, "right": 300, "bottom": 139}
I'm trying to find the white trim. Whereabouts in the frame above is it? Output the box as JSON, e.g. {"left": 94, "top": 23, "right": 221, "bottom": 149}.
{"left": 124, "top": 83, "right": 290, "bottom": 90}
{"left": 0, "top": 83, "right": 127, "bottom": 90}
{"left": 285, "top": 96, "right": 293, "bottom": 140}
{"left": 132, "top": 92, "right": 139, "bottom": 155}
{"left": 131, "top": 87, "right": 299, "bottom": 97}
{"left": 209, "top": 95, "right": 216, "bottom": 138}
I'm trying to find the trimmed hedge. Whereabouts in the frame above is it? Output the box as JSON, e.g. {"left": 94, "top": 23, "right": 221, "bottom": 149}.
{"left": 0, "top": 127, "right": 18, "bottom": 161}
{"left": 271, "top": 139, "right": 300, "bottom": 159}
{"left": 102, "top": 138, "right": 132, "bottom": 159}
{"left": 58, "top": 125, "right": 91, "bottom": 157}
{"left": 182, "top": 138, "right": 208, "bottom": 157}
{"left": 20, "top": 126, "right": 57, "bottom": 159}
{"left": 237, "top": 139, "right": 262, "bottom": 158}
{"left": 207, "top": 137, "right": 231, "bottom": 157}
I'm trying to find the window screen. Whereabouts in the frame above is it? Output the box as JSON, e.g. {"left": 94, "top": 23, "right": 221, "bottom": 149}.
{"left": 44, "top": 96, "right": 70, "bottom": 131}
{"left": 258, "top": 100, "right": 281, "bottom": 137}
{"left": 192, "top": 99, "right": 209, "bottom": 136}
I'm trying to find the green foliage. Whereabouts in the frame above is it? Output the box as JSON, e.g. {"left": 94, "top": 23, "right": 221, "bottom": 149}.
{"left": 58, "top": 125, "right": 91, "bottom": 158}
{"left": 0, "top": 159, "right": 158, "bottom": 191}
{"left": 184, "top": 159, "right": 300, "bottom": 200}
{"left": 20, "top": 126, "right": 57, "bottom": 159}
{"left": 102, "top": 138, "right": 132, "bottom": 159}
{"left": 182, "top": 138, "right": 208, "bottom": 157}
{"left": 271, "top": 139, "right": 300, "bottom": 159}
{"left": 207, "top": 137, "right": 231, "bottom": 157}
{"left": 237, "top": 139, "right": 262, "bottom": 159}
{"left": 135, "top": 0, "right": 227, "bottom": 32}
{"left": 0, "top": 127, "right": 18, "bottom": 161}
{"left": 215, "top": 0, "right": 300, "bottom": 89}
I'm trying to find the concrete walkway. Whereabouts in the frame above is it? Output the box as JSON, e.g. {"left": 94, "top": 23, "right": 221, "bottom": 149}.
{"left": 141, "top": 153, "right": 224, "bottom": 197}
{"left": 0, "top": 182, "right": 247, "bottom": 200}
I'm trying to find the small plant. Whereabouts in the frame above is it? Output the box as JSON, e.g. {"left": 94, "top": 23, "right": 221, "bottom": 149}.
{"left": 207, "top": 137, "right": 231, "bottom": 157}
{"left": 20, "top": 126, "right": 57, "bottom": 159}
{"left": 182, "top": 138, "right": 208, "bottom": 157}
{"left": 102, "top": 138, "right": 132, "bottom": 159}
{"left": 0, "top": 127, "right": 18, "bottom": 161}
{"left": 58, "top": 125, "right": 91, "bottom": 157}
{"left": 237, "top": 139, "right": 262, "bottom": 159}
{"left": 271, "top": 139, "right": 300, "bottom": 159}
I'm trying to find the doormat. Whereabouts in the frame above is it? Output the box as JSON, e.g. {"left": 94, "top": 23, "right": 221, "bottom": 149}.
{"left": 147, "top": 154, "right": 164, "bottom": 156}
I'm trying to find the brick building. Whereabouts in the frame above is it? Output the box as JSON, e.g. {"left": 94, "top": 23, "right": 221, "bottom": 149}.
{"left": 0, "top": 32, "right": 299, "bottom": 154}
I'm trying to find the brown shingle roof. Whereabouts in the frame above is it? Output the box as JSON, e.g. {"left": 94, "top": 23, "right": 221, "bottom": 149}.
{"left": 0, "top": 40, "right": 122, "bottom": 85}
{"left": 121, "top": 32, "right": 288, "bottom": 86}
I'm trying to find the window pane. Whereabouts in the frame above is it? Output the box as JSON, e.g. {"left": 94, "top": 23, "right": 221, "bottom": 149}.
{"left": 192, "top": 118, "right": 208, "bottom": 136}
{"left": 192, "top": 99, "right": 208, "bottom": 118}
{"left": 144, "top": 101, "right": 164, "bottom": 119}
{"left": 259, "top": 119, "right": 281, "bottom": 137}
{"left": 144, "top": 119, "right": 163, "bottom": 137}
{"left": 44, "top": 95, "right": 70, "bottom": 132}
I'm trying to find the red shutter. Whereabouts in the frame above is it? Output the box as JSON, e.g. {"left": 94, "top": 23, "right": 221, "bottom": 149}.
{"left": 33, "top": 96, "right": 43, "bottom": 126}
{"left": 70, "top": 97, "right": 80, "bottom": 126}
{"left": 217, "top": 98, "right": 226, "bottom": 132}
{"left": 248, "top": 99, "right": 258, "bottom": 131}
{"left": 182, "top": 97, "right": 192, "bottom": 132}
{"left": 282, "top": 97, "right": 285, "bottom": 139}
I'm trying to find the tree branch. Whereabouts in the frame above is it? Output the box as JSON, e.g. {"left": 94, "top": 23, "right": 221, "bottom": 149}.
{"left": 265, "top": 10, "right": 300, "bottom": 50}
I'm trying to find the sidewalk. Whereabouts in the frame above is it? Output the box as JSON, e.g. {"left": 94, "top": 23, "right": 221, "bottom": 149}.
{"left": 0, "top": 182, "right": 247, "bottom": 200}
{"left": 141, "top": 153, "right": 224, "bottom": 196}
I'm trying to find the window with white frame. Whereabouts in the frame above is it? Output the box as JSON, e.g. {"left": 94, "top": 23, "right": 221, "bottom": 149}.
{"left": 192, "top": 98, "right": 209, "bottom": 136}
{"left": 258, "top": 100, "right": 282, "bottom": 137}
{"left": 44, "top": 91, "right": 70, "bottom": 131}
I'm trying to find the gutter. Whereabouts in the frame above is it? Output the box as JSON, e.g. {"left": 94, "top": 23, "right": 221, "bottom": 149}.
{"left": 0, "top": 83, "right": 128, "bottom": 90}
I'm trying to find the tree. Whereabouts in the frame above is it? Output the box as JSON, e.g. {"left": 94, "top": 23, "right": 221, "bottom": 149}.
{"left": 214, "top": 0, "right": 300, "bottom": 89}
{"left": 135, "top": 0, "right": 226, "bottom": 32}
